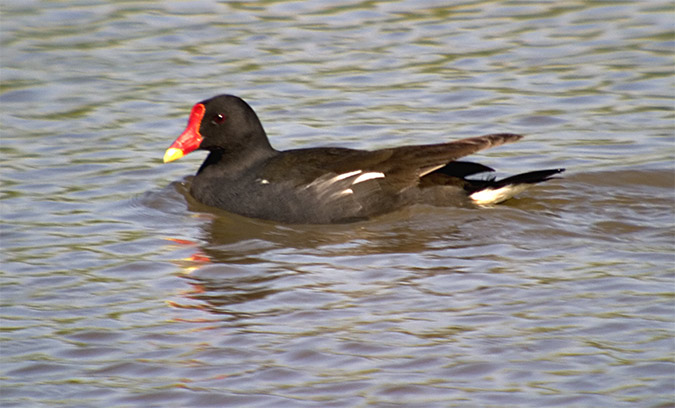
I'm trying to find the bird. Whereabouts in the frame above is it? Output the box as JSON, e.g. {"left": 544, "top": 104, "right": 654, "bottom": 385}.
{"left": 163, "top": 94, "right": 564, "bottom": 224}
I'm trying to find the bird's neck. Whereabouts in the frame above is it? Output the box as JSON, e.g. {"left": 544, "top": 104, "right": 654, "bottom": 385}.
{"left": 197, "top": 144, "right": 277, "bottom": 177}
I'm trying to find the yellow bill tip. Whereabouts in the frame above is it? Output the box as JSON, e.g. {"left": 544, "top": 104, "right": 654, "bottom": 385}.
{"left": 163, "top": 147, "right": 184, "bottom": 163}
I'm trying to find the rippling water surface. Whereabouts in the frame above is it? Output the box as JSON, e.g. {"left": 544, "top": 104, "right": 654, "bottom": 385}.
{"left": 2, "top": 1, "right": 673, "bottom": 407}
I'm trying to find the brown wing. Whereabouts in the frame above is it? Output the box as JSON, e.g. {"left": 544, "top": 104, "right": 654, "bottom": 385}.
{"left": 385, "top": 133, "right": 523, "bottom": 177}
{"left": 263, "top": 133, "right": 522, "bottom": 186}
{"left": 329, "top": 133, "right": 522, "bottom": 177}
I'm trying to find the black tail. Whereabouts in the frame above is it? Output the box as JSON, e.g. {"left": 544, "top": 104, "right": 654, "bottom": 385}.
{"left": 467, "top": 168, "right": 565, "bottom": 205}
{"left": 493, "top": 168, "right": 565, "bottom": 188}
{"left": 427, "top": 161, "right": 565, "bottom": 204}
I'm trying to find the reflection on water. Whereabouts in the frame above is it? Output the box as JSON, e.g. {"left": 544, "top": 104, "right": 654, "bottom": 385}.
{"left": 2, "top": 0, "right": 674, "bottom": 406}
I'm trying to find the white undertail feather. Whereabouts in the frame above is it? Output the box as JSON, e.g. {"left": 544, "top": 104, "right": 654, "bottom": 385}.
{"left": 470, "top": 184, "right": 529, "bottom": 206}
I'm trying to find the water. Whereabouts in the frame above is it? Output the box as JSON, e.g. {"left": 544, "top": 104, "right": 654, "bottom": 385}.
{"left": 2, "top": 1, "right": 674, "bottom": 407}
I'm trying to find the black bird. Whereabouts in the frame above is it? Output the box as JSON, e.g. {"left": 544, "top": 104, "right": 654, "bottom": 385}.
{"left": 164, "top": 94, "right": 564, "bottom": 223}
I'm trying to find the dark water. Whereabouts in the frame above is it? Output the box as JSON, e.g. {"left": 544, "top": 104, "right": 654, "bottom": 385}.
{"left": 2, "top": 1, "right": 674, "bottom": 407}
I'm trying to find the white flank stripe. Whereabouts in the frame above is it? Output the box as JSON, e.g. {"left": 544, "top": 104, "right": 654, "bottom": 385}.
{"left": 470, "top": 185, "right": 528, "bottom": 205}
{"left": 336, "top": 188, "right": 354, "bottom": 197}
{"left": 419, "top": 164, "right": 445, "bottom": 177}
{"left": 352, "top": 171, "right": 385, "bottom": 185}
{"left": 333, "top": 170, "right": 362, "bottom": 181}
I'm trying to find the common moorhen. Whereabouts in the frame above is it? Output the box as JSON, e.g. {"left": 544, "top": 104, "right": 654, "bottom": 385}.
{"left": 164, "top": 94, "right": 563, "bottom": 223}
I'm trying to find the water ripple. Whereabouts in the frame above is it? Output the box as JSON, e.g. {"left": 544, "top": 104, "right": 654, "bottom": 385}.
{"left": 2, "top": 0, "right": 673, "bottom": 407}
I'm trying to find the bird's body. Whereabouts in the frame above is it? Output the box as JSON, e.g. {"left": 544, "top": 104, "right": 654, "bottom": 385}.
{"left": 164, "top": 95, "right": 564, "bottom": 224}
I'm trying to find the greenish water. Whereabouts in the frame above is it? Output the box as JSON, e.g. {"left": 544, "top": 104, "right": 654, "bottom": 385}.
{"left": 2, "top": 1, "right": 673, "bottom": 407}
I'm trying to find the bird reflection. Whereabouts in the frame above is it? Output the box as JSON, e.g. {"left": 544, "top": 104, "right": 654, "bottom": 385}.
{"left": 164, "top": 178, "right": 474, "bottom": 320}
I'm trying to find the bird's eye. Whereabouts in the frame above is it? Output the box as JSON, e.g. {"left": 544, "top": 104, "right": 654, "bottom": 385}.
{"left": 211, "top": 114, "right": 226, "bottom": 125}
